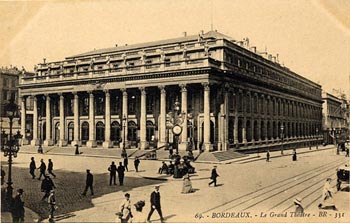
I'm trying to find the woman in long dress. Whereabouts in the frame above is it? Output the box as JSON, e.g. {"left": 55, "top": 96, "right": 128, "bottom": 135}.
{"left": 118, "top": 193, "right": 132, "bottom": 223}
{"left": 182, "top": 174, "right": 193, "bottom": 194}
{"left": 318, "top": 178, "right": 337, "bottom": 210}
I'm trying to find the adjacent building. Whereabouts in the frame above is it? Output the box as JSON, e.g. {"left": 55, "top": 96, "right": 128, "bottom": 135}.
{"left": 19, "top": 31, "right": 323, "bottom": 152}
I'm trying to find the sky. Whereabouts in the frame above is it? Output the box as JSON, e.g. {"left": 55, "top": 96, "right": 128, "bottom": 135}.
{"left": 1, "top": 0, "right": 349, "bottom": 98}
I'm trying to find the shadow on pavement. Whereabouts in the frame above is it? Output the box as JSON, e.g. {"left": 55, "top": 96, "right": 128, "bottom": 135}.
{"left": 1, "top": 165, "right": 163, "bottom": 220}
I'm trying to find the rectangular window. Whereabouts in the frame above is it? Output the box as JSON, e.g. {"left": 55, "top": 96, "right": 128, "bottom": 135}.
{"left": 164, "top": 58, "right": 171, "bottom": 67}
{"left": 146, "top": 94, "right": 154, "bottom": 114}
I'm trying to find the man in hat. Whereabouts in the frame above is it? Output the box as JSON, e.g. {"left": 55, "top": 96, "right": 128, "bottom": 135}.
{"left": 117, "top": 162, "right": 125, "bottom": 186}
{"left": 37, "top": 159, "right": 47, "bottom": 180}
{"left": 29, "top": 157, "right": 36, "bottom": 179}
{"left": 48, "top": 190, "right": 56, "bottom": 223}
{"left": 41, "top": 175, "right": 56, "bottom": 201}
{"left": 209, "top": 166, "right": 219, "bottom": 187}
{"left": 12, "top": 188, "right": 25, "bottom": 222}
{"left": 293, "top": 197, "right": 304, "bottom": 214}
{"left": 47, "top": 159, "right": 56, "bottom": 178}
{"left": 82, "top": 169, "right": 94, "bottom": 196}
{"left": 134, "top": 157, "right": 140, "bottom": 172}
{"left": 108, "top": 161, "right": 117, "bottom": 186}
{"left": 147, "top": 185, "right": 164, "bottom": 223}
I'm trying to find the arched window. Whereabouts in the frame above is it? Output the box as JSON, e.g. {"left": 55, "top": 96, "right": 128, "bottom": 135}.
{"left": 81, "top": 122, "right": 89, "bottom": 144}
{"left": 111, "top": 121, "right": 121, "bottom": 145}
{"left": 96, "top": 121, "right": 105, "bottom": 144}
{"left": 68, "top": 122, "right": 74, "bottom": 144}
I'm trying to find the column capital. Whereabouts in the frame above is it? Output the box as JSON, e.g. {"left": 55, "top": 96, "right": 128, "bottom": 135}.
{"left": 159, "top": 86, "right": 166, "bottom": 94}
{"left": 139, "top": 87, "right": 146, "bottom": 95}
{"left": 121, "top": 88, "right": 128, "bottom": 96}
{"left": 180, "top": 84, "right": 187, "bottom": 92}
{"left": 202, "top": 82, "right": 210, "bottom": 91}
{"left": 104, "top": 89, "right": 110, "bottom": 97}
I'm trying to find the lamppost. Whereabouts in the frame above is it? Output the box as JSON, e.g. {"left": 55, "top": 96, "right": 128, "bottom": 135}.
{"left": 38, "top": 115, "right": 43, "bottom": 153}
{"left": 1, "top": 100, "right": 22, "bottom": 209}
{"left": 316, "top": 127, "right": 319, "bottom": 150}
{"left": 280, "top": 124, "right": 284, "bottom": 155}
{"left": 167, "top": 98, "right": 185, "bottom": 156}
{"left": 121, "top": 115, "right": 127, "bottom": 158}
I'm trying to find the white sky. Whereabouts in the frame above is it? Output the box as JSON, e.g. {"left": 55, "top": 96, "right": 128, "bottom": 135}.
{"left": 1, "top": 0, "right": 349, "bottom": 98}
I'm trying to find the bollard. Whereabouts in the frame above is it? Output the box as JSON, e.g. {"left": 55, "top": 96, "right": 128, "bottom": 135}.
{"left": 75, "top": 144, "right": 79, "bottom": 155}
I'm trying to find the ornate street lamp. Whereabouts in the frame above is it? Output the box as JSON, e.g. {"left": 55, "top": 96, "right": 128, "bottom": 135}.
{"left": 1, "top": 99, "right": 22, "bottom": 209}
{"left": 316, "top": 127, "right": 319, "bottom": 150}
{"left": 280, "top": 124, "right": 284, "bottom": 155}
{"left": 167, "top": 98, "right": 185, "bottom": 156}
{"left": 38, "top": 115, "right": 43, "bottom": 153}
{"left": 121, "top": 115, "right": 127, "bottom": 158}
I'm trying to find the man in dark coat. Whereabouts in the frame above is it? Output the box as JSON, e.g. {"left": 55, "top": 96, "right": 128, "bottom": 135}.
{"left": 11, "top": 188, "right": 25, "bottom": 223}
{"left": 117, "top": 162, "right": 125, "bottom": 186}
{"left": 147, "top": 185, "right": 164, "bottom": 222}
{"left": 1, "top": 165, "right": 5, "bottom": 185}
{"left": 209, "top": 166, "right": 219, "bottom": 187}
{"left": 82, "top": 169, "right": 94, "bottom": 196}
{"left": 37, "top": 159, "right": 46, "bottom": 180}
{"left": 108, "top": 161, "right": 117, "bottom": 185}
{"left": 292, "top": 149, "right": 297, "bottom": 161}
{"left": 123, "top": 157, "right": 129, "bottom": 172}
{"left": 134, "top": 157, "right": 140, "bottom": 172}
{"left": 266, "top": 150, "right": 270, "bottom": 162}
{"left": 29, "top": 157, "right": 36, "bottom": 179}
{"left": 41, "top": 175, "right": 56, "bottom": 201}
{"left": 47, "top": 159, "right": 56, "bottom": 178}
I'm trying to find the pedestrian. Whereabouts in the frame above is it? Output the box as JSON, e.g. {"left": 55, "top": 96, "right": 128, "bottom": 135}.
{"left": 318, "top": 178, "right": 337, "bottom": 210}
{"left": 345, "top": 147, "right": 349, "bottom": 157}
{"left": 37, "top": 159, "right": 46, "bottom": 180}
{"left": 134, "top": 157, "right": 140, "bottom": 172}
{"left": 108, "top": 161, "right": 117, "bottom": 186}
{"left": 292, "top": 149, "right": 297, "bottom": 161}
{"left": 47, "top": 159, "right": 56, "bottom": 178}
{"left": 124, "top": 156, "right": 129, "bottom": 172}
{"left": 11, "top": 188, "right": 25, "bottom": 223}
{"left": 293, "top": 197, "right": 304, "bottom": 215}
{"left": 147, "top": 185, "right": 164, "bottom": 223}
{"left": 209, "top": 166, "right": 219, "bottom": 187}
{"left": 41, "top": 175, "right": 56, "bottom": 201}
{"left": 82, "top": 169, "right": 94, "bottom": 196}
{"left": 266, "top": 150, "right": 270, "bottom": 162}
{"left": 118, "top": 193, "right": 132, "bottom": 223}
{"left": 182, "top": 174, "right": 193, "bottom": 194}
{"left": 48, "top": 190, "right": 56, "bottom": 223}
{"left": 29, "top": 157, "right": 36, "bottom": 179}
{"left": 158, "top": 161, "right": 168, "bottom": 174}
{"left": 1, "top": 165, "right": 5, "bottom": 185}
{"left": 117, "top": 162, "right": 125, "bottom": 186}
{"left": 168, "top": 161, "right": 174, "bottom": 175}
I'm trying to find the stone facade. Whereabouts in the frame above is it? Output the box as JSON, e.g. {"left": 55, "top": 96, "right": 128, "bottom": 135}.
{"left": 19, "top": 31, "right": 323, "bottom": 151}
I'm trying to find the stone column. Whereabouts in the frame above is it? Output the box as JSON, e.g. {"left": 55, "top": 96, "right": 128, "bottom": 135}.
{"left": 159, "top": 86, "right": 166, "bottom": 147}
{"left": 44, "top": 95, "right": 53, "bottom": 146}
{"left": 71, "top": 92, "right": 81, "bottom": 146}
{"left": 103, "top": 90, "right": 112, "bottom": 148}
{"left": 140, "top": 87, "right": 147, "bottom": 150}
{"left": 203, "top": 83, "right": 211, "bottom": 151}
{"left": 242, "top": 118, "right": 247, "bottom": 144}
{"left": 120, "top": 89, "right": 128, "bottom": 148}
{"left": 20, "top": 96, "right": 29, "bottom": 145}
{"left": 179, "top": 84, "right": 188, "bottom": 150}
{"left": 257, "top": 118, "right": 261, "bottom": 142}
{"left": 31, "top": 95, "right": 39, "bottom": 146}
{"left": 87, "top": 92, "right": 96, "bottom": 148}
{"left": 58, "top": 94, "right": 67, "bottom": 147}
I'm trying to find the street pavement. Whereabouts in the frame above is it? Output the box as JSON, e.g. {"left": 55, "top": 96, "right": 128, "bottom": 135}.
{"left": 1, "top": 145, "right": 349, "bottom": 223}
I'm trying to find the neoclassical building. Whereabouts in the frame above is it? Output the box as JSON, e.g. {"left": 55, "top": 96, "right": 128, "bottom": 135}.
{"left": 19, "top": 31, "right": 323, "bottom": 152}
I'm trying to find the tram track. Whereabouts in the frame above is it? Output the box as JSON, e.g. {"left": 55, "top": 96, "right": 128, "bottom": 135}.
{"left": 201, "top": 157, "right": 346, "bottom": 215}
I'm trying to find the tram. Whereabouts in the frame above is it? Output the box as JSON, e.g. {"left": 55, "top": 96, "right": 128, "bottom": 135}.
{"left": 336, "top": 164, "right": 350, "bottom": 191}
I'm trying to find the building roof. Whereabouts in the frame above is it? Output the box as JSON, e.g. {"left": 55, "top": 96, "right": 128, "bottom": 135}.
{"left": 67, "top": 30, "right": 232, "bottom": 59}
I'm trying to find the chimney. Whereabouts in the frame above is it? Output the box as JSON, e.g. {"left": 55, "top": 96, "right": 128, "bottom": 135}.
{"left": 272, "top": 56, "right": 276, "bottom": 63}
{"left": 115, "top": 44, "right": 118, "bottom": 47}
{"left": 43, "top": 58, "right": 46, "bottom": 64}
{"left": 276, "top": 54, "right": 279, "bottom": 63}
{"left": 201, "top": 30, "right": 204, "bottom": 35}
{"left": 268, "top": 54, "right": 272, "bottom": 60}
{"left": 250, "top": 46, "right": 256, "bottom": 53}
{"left": 183, "top": 32, "right": 187, "bottom": 37}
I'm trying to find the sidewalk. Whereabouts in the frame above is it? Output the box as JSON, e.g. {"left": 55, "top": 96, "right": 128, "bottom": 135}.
{"left": 19, "top": 144, "right": 339, "bottom": 165}
{"left": 1, "top": 207, "right": 40, "bottom": 223}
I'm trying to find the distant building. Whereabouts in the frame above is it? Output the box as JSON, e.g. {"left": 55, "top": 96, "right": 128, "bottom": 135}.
{"left": 1, "top": 66, "right": 34, "bottom": 136}
{"left": 322, "top": 91, "right": 348, "bottom": 144}
{"left": 19, "top": 31, "right": 323, "bottom": 152}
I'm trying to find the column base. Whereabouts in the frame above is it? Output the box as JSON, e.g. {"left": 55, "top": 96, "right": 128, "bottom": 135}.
{"left": 58, "top": 140, "right": 68, "bottom": 147}
{"left": 203, "top": 143, "right": 213, "bottom": 151}
{"left": 43, "top": 139, "right": 54, "bottom": 146}
{"left": 21, "top": 138, "right": 30, "bottom": 145}
{"left": 178, "top": 142, "right": 188, "bottom": 151}
{"left": 71, "top": 140, "right": 82, "bottom": 147}
{"left": 157, "top": 141, "right": 167, "bottom": 148}
{"left": 31, "top": 139, "right": 40, "bottom": 146}
{"left": 217, "top": 142, "right": 222, "bottom": 151}
{"left": 103, "top": 141, "right": 113, "bottom": 148}
{"left": 119, "top": 141, "right": 129, "bottom": 149}
{"left": 87, "top": 140, "right": 97, "bottom": 148}
{"left": 140, "top": 141, "right": 148, "bottom": 150}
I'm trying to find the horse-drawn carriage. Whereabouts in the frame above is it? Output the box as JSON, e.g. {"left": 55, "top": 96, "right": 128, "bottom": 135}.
{"left": 336, "top": 164, "right": 350, "bottom": 191}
